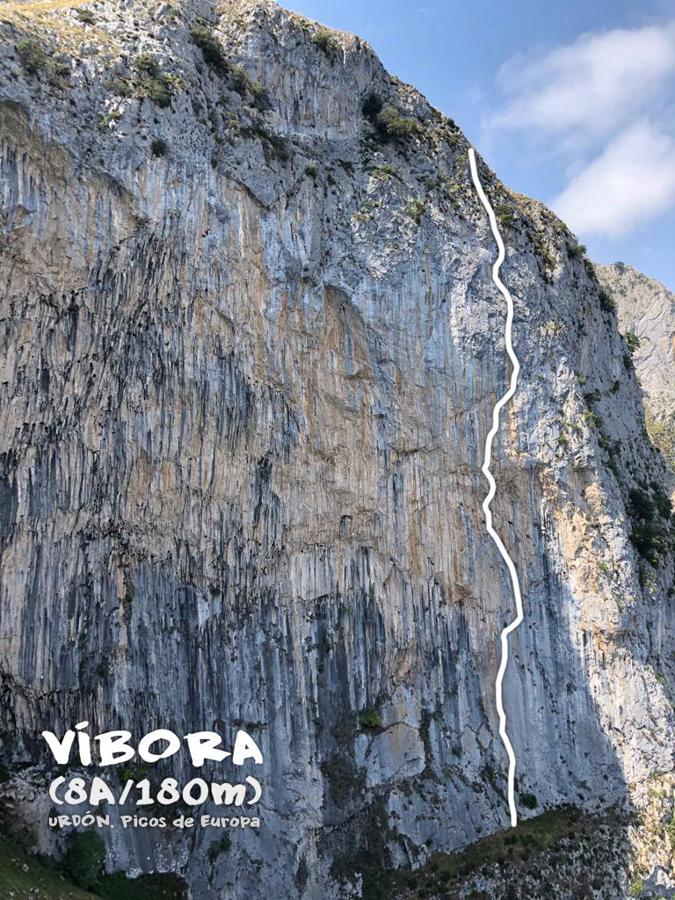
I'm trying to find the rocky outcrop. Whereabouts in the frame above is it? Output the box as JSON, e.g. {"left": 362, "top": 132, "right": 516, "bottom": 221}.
{"left": 596, "top": 263, "right": 675, "bottom": 472}
{"left": 0, "top": 1, "right": 673, "bottom": 897}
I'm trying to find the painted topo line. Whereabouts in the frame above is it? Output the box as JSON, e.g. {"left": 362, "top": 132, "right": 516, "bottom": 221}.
{"left": 468, "top": 147, "right": 524, "bottom": 828}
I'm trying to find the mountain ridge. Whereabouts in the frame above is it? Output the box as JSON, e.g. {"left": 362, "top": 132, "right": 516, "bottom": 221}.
{"left": 596, "top": 262, "right": 675, "bottom": 473}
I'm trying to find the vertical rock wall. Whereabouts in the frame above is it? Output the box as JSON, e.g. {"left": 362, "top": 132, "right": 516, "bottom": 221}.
{"left": 0, "top": 2, "right": 672, "bottom": 896}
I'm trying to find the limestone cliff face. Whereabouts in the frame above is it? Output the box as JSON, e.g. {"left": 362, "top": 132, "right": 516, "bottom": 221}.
{"left": 0, "top": 1, "right": 673, "bottom": 897}
{"left": 596, "top": 263, "right": 675, "bottom": 472}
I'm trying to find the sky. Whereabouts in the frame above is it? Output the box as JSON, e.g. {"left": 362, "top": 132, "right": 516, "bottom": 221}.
{"left": 286, "top": 0, "right": 675, "bottom": 290}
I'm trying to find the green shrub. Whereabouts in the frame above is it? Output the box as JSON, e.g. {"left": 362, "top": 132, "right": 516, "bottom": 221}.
{"left": 106, "top": 75, "right": 133, "bottom": 97}
{"left": 151, "top": 138, "right": 167, "bottom": 157}
{"left": 99, "top": 109, "right": 123, "bottom": 130}
{"left": 75, "top": 8, "right": 95, "bottom": 24}
{"left": 628, "top": 488, "right": 656, "bottom": 521}
{"left": 370, "top": 164, "right": 397, "bottom": 180}
{"left": 651, "top": 483, "right": 672, "bottom": 518}
{"left": 625, "top": 331, "right": 641, "bottom": 353}
{"left": 567, "top": 241, "right": 586, "bottom": 258}
{"left": 207, "top": 834, "right": 231, "bottom": 862}
{"left": 607, "top": 458, "right": 620, "bottom": 479}
{"left": 359, "top": 708, "right": 382, "bottom": 730}
{"left": 191, "top": 27, "right": 269, "bottom": 108}
{"left": 312, "top": 27, "right": 340, "bottom": 54}
{"left": 599, "top": 287, "right": 616, "bottom": 312}
{"left": 321, "top": 753, "right": 366, "bottom": 806}
{"left": 190, "top": 25, "right": 229, "bottom": 74}
{"left": 583, "top": 257, "right": 596, "bottom": 279}
{"left": 116, "top": 760, "right": 149, "bottom": 783}
{"left": 375, "top": 104, "right": 419, "bottom": 140}
{"left": 247, "top": 79, "right": 271, "bottom": 111}
{"left": 406, "top": 198, "right": 427, "bottom": 225}
{"left": 17, "top": 39, "right": 47, "bottom": 74}
{"left": 228, "top": 64, "right": 248, "bottom": 94}
{"left": 531, "top": 232, "right": 555, "bottom": 276}
{"left": 496, "top": 203, "right": 514, "bottom": 227}
{"left": 51, "top": 59, "right": 71, "bottom": 81}
{"left": 646, "top": 414, "right": 675, "bottom": 471}
{"left": 667, "top": 815, "right": 675, "bottom": 851}
{"left": 305, "top": 165, "right": 318, "bottom": 178}
{"left": 361, "top": 92, "right": 418, "bottom": 141}
{"left": 229, "top": 65, "right": 270, "bottom": 110}
{"left": 64, "top": 831, "right": 105, "bottom": 890}
{"left": 582, "top": 409, "right": 601, "bottom": 429}
{"left": 144, "top": 76, "right": 173, "bottom": 108}
{"left": 627, "top": 487, "right": 668, "bottom": 565}
{"left": 520, "top": 792, "right": 538, "bottom": 809}
{"left": 128, "top": 54, "right": 176, "bottom": 108}
{"left": 134, "top": 52, "right": 160, "bottom": 77}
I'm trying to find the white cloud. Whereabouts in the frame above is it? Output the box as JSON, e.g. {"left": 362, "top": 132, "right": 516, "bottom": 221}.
{"left": 486, "top": 21, "right": 675, "bottom": 240}
{"left": 552, "top": 121, "right": 675, "bottom": 236}
{"left": 492, "top": 24, "right": 675, "bottom": 139}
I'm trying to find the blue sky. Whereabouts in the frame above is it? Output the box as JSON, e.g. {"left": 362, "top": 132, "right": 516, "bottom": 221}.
{"left": 286, "top": 0, "right": 675, "bottom": 290}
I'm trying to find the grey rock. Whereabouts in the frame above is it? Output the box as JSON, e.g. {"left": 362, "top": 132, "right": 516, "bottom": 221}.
{"left": 0, "top": 1, "right": 672, "bottom": 897}
{"left": 596, "top": 262, "right": 675, "bottom": 471}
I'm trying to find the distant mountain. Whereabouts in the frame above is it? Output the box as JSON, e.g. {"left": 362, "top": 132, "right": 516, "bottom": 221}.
{"left": 596, "top": 263, "right": 675, "bottom": 471}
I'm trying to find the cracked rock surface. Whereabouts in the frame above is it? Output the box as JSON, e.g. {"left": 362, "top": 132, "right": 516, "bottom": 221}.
{"left": 0, "top": 1, "right": 673, "bottom": 897}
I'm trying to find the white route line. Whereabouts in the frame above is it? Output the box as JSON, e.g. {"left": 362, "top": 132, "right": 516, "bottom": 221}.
{"left": 468, "top": 147, "right": 524, "bottom": 828}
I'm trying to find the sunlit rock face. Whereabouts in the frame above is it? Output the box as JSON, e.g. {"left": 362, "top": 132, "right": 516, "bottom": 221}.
{"left": 0, "top": 1, "right": 672, "bottom": 896}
